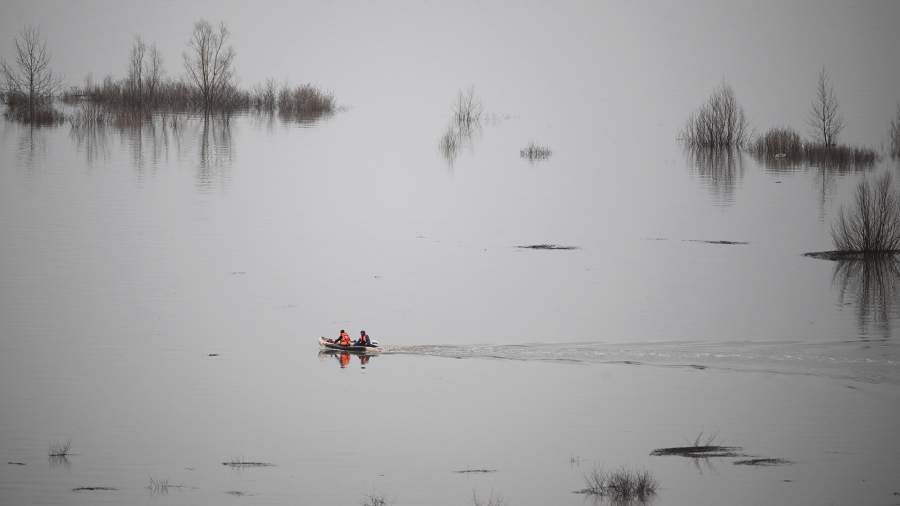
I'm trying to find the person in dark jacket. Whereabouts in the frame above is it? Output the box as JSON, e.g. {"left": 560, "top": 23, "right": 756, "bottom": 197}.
{"left": 356, "top": 330, "right": 371, "bottom": 346}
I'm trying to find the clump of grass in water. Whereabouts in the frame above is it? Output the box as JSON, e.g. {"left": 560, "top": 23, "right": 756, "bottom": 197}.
{"left": 575, "top": 467, "right": 658, "bottom": 502}
{"left": 49, "top": 440, "right": 72, "bottom": 458}
{"left": 520, "top": 142, "right": 552, "bottom": 161}
{"left": 650, "top": 432, "right": 743, "bottom": 458}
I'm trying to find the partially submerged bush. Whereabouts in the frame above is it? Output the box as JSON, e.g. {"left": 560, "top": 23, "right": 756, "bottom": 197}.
{"left": 750, "top": 127, "right": 803, "bottom": 158}
{"left": 276, "top": 83, "right": 335, "bottom": 119}
{"left": 577, "top": 467, "right": 658, "bottom": 502}
{"left": 832, "top": 172, "right": 900, "bottom": 253}
{"left": 520, "top": 142, "right": 552, "bottom": 161}
{"left": 49, "top": 440, "right": 72, "bottom": 457}
{"left": 681, "top": 83, "right": 749, "bottom": 148}
{"left": 750, "top": 127, "right": 878, "bottom": 170}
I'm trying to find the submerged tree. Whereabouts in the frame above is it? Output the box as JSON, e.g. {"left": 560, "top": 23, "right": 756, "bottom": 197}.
{"left": 183, "top": 20, "right": 235, "bottom": 109}
{"left": 832, "top": 172, "right": 900, "bottom": 253}
{"left": 808, "top": 67, "right": 844, "bottom": 147}
{"left": 681, "top": 83, "right": 749, "bottom": 148}
{"left": 126, "top": 36, "right": 163, "bottom": 105}
{"left": 0, "top": 26, "right": 62, "bottom": 114}
{"left": 890, "top": 104, "right": 900, "bottom": 159}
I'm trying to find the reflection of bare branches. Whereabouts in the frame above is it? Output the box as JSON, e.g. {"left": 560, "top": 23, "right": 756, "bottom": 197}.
{"left": 16, "top": 125, "right": 46, "bottom": 171}
{"left": 197, "top": 112, "right": 233, "bottom": 191}
{"left": 684, "top": 146, "right": 744, "bottom": 205}
{"left": 833, "top": 256, "right": 900, "bottom": 339}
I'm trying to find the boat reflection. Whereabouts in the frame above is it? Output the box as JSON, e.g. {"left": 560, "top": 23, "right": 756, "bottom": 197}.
{"left": 318, "top": 350, "right": 374, "bottom": 369}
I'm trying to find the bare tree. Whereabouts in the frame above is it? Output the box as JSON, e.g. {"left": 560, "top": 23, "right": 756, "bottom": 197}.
{"left": 145, "top": 44, "right": 163, "bottom": 103}
{"left": 127, "top": 36, "right": 146, "bottom": 103}
{"left": 809, "top": 67, "right": 844, "bottom": 147}
{"left": 0, "top": 25, "right": 61, "bottom": 112}
{"left": 832, "top": 171, "right": 900, "bottom": 253}
{"left": 681, "top": 83, "right": 749, "bottom": 148}
{"left": 183, "top": 20, "right": 235, "bottom": 108}
{"left": 890, "top": 104, "right": 900, "bottom": 159}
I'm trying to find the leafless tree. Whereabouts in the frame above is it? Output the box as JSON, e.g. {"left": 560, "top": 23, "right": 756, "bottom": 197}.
{"left": 681, "top": 83, "right": 749, "bottom": 148}
{"left": 809, "top": 67, "right": 844, "bottom": 147}
{"left": 832, "top": 171, "right": 900, "bottom": 253}
{"left": 0, "top": 25, "right": 61, "bottom": 112}
{"left": 890, "top": 104, "right": 900, "bottom": 159}
{"left": 183, "top": 20, "right": 235, "bottom": 108}
{"left": 125, "top": 37, "right": 164, "bottom": 105}
{"left": 127, "top": 36, "right": 146, "bottom": 103}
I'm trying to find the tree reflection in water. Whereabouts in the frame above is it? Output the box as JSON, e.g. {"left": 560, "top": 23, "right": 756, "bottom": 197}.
{"left": 684, "top": 146, "right": 745, "bottom": 206}
{"left": 832, "top": 256, "right": 900, "bottom": 339}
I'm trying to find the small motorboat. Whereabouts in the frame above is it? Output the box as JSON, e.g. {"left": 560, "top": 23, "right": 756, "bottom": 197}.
{"left": 318, "top": 337, "right": 383, "bottom": 354}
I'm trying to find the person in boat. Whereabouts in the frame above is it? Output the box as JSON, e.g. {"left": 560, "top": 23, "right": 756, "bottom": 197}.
{"left": 356, "top": 330, "right": 371, "bottom": 347}
{"left": 335, "top": 329, "right": 352, "bottom": 346}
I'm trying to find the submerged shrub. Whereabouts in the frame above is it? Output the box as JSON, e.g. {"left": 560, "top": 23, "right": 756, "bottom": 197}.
{"left": 578, "top": 467, "right": 658, "bottom": 502}
{"left": 681, "top": 83, "right": 749, "bottom": 148}
{"left": 276, "top": 83, "right": 335, "bottom": 119}
{"left": 750, "top": 127, "right": 803, "bottom": 158}
{"left": 832, "top": 172, "right": 900, "bottom": 253}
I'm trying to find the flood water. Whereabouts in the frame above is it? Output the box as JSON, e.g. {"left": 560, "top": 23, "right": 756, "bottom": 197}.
{"left": 2, "top": 2, "right": 900, "bottom": 505}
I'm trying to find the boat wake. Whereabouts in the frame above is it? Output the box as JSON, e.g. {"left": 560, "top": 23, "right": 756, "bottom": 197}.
{"left": 385, "top": 340, "right": 900, "bottom": 386}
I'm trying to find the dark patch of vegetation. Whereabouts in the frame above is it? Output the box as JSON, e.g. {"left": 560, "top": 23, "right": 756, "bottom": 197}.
{"left": 48, "top": 440, "right": 72, "bottom": 458}
{"left": 685, "top": 239, "right": 749, "bottom": 245}
{"left": 651, "top": 433, "right": 742, "bottom": 458}
{"left": 733, "top": 458, "right": 793, "bottom": 466}
{"left": 651, "top": 445, "right": 743, "bottom": 458}
{"left": 60, "top": 21, "right": 333, "bottom": 120}
{"left": 750, "top": 127, "right": 803, "bottom": 159}
{"left": 276, "top": 83, "right": 335, "bottom": 121}
{"left": 681, "top": 83, "right": 749, "bottom": 148}
{"left": 73, "top": 486, "right": 118, "bottom": 492}
{"left": 454, "top": 468, "right": 497, "bottom": 474}
{"left": 831, "top": 172, "right": 900, "bottom": 254}
{"left": 208, "top": 353, "right": 220, "bottom": 357}
{"left": 517, "top": 244, "right": 578, "bottom": 250}
{"left": 750, "top": 127, "right": 878, "bottom": 170}
{"left": 520, "top": 142, "right": 552, "bottom": 161}
{"left": 222, "top": 459, "right": 275, "bottom": 468}
{"left": 225, "top": 490, "right": 250, "bottom": 496}
{"left": 575, "top": 467, "right": 658, "bottom": 502}
{"left": 7, "top": 461, "right": 26, "bottom": 466}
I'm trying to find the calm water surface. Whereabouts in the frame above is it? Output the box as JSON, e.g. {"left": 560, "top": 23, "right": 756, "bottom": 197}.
{"left": 2, "top": 2, "right": 900, "bottom": 504}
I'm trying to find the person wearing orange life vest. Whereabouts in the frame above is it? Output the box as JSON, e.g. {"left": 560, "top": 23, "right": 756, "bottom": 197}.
{"left": 356, "top": 330, "right": 371, "bottom": 347}
{"left": 336, "top": 329, "right": 352, "bottom": 346}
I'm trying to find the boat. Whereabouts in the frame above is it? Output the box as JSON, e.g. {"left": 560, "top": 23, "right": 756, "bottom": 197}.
{"left": 318, "top": 337, "right": 383, "bottom": 353}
